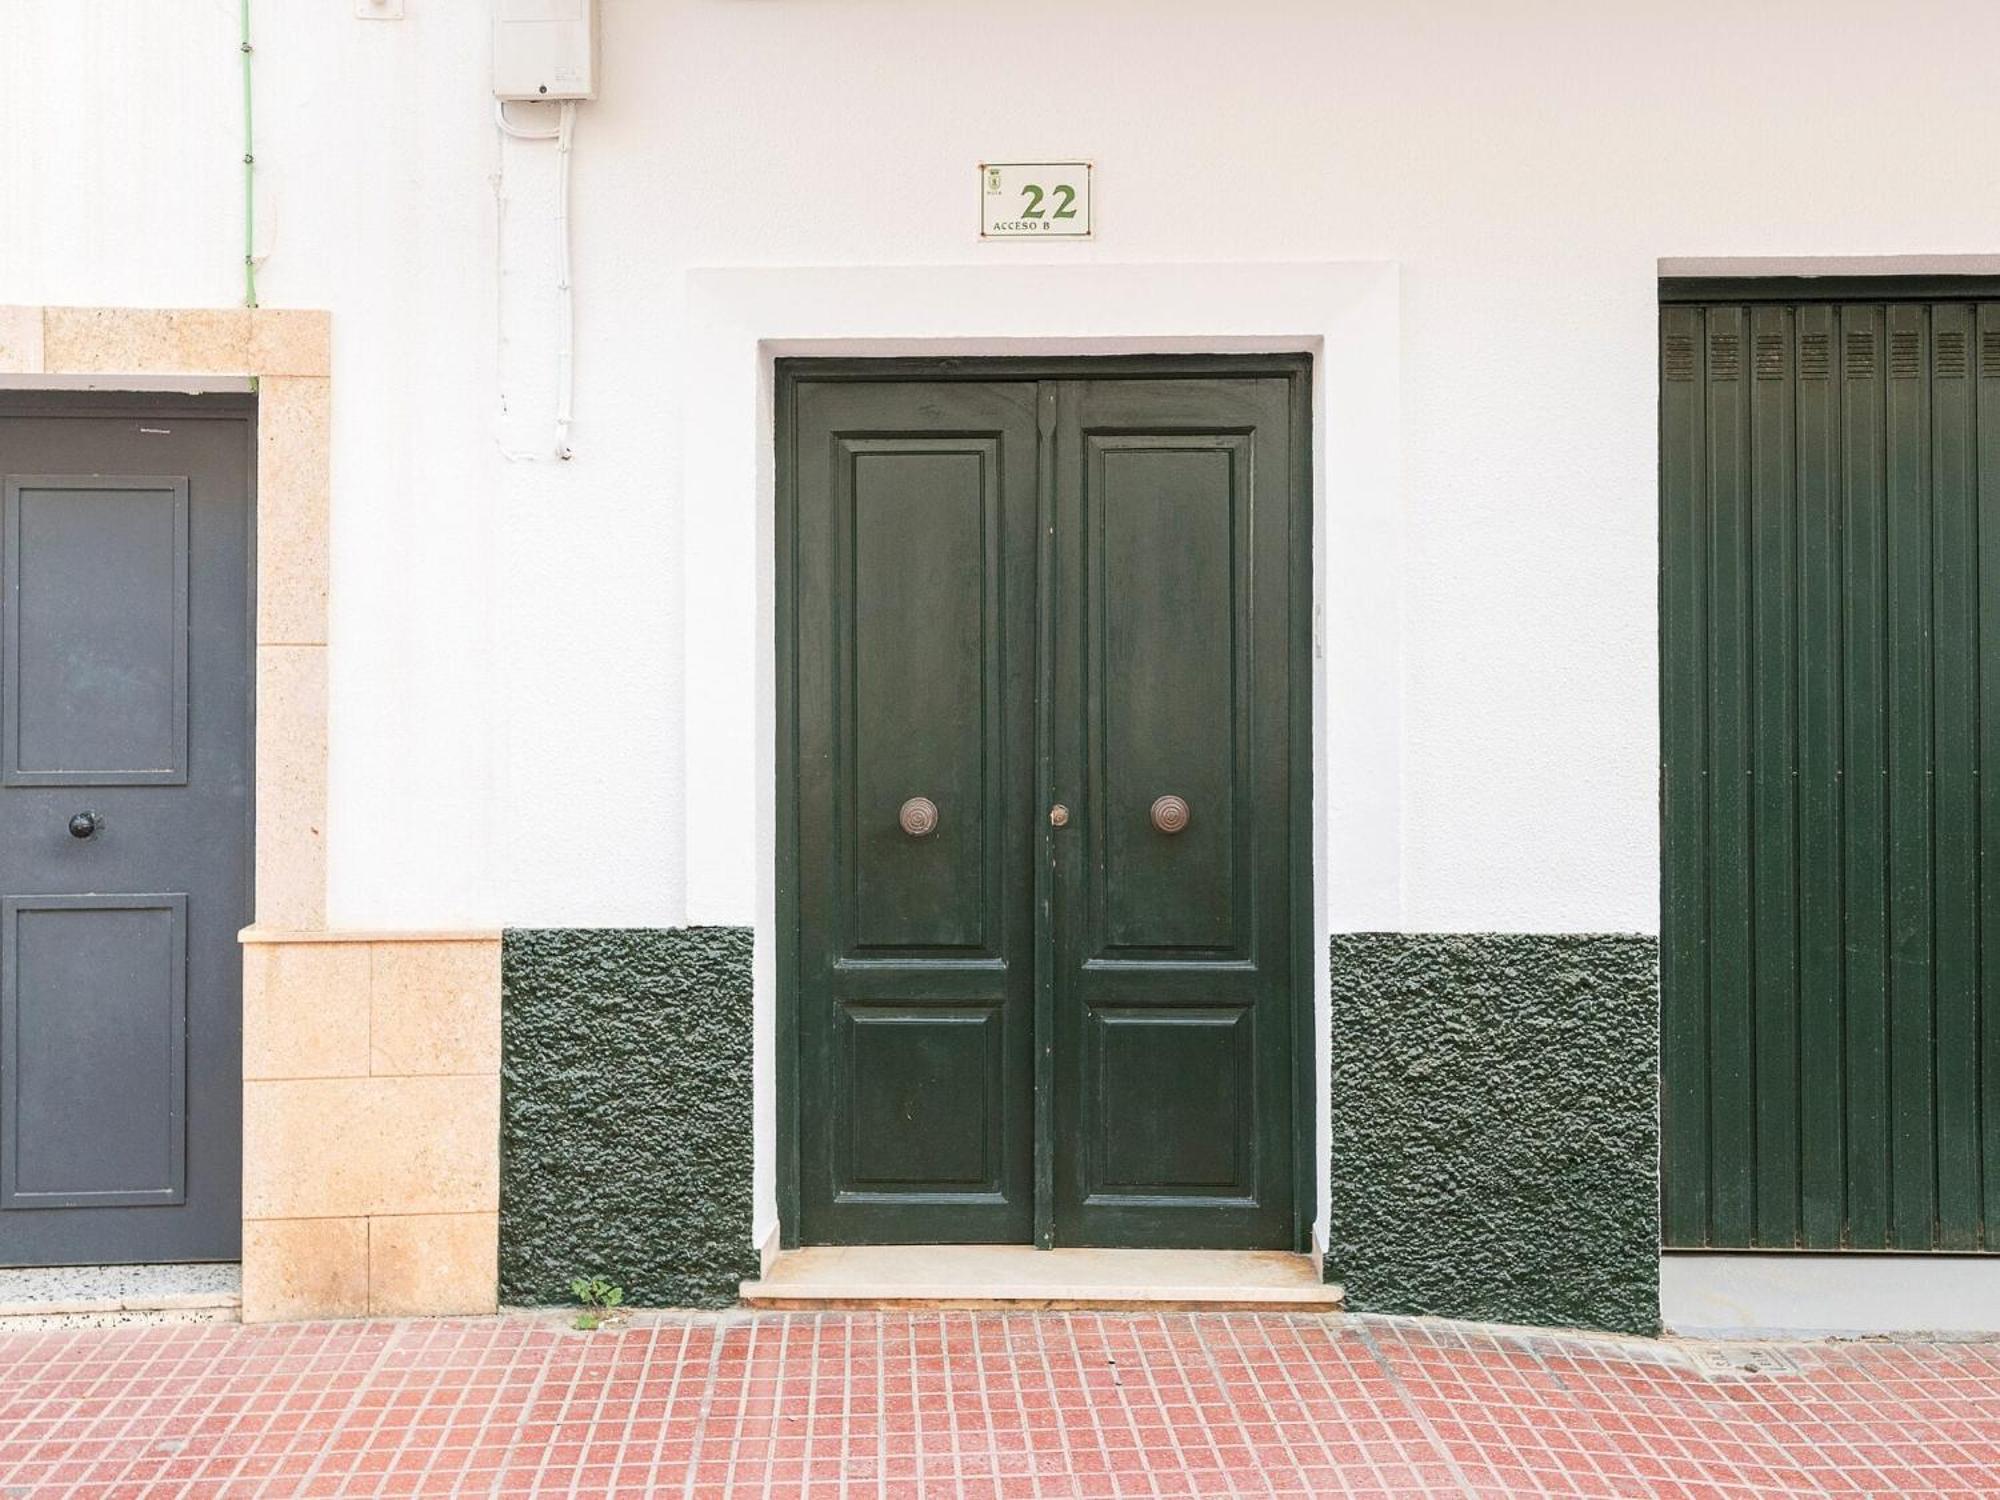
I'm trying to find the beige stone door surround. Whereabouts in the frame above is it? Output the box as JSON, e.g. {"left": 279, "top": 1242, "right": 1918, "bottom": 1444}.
{"left": 0, "top": 307, "right": 501, "bottom": 1321}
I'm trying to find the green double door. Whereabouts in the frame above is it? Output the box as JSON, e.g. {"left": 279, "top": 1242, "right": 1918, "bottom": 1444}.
{"left": 782, "top": 362, "right": 1307, "bottom": 1249}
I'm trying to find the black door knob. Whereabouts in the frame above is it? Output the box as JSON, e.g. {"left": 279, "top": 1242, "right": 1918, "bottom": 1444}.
{"left": 68, "top": 811, "right": 98, "bottom": 840}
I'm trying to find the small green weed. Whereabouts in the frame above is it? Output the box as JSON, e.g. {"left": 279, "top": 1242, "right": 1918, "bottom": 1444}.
{"left": 569, "top": 1275, "right": 625, "bottom": 1331}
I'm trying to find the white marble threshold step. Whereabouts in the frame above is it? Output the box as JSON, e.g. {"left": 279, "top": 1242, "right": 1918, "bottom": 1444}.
{"left": 741, "top": 1247, "right": 1343, "bottom": 1310}
{"left": 0, "top": 1262, "right": 241, "bottom": 1331}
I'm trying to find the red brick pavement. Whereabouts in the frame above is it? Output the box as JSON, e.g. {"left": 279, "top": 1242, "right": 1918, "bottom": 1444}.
{"left": 2, "top": 1310, "right": 1998, "bottom": 1497}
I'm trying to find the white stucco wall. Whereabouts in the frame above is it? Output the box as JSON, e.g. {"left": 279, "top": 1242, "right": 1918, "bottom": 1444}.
{"left": 7, "top": 0, "right": 2000, "bottom": 934}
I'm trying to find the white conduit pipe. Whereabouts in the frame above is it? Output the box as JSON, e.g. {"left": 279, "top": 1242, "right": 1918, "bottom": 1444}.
{"left": 553, "top": 101, "right": 575, "bottom": 460}
{"left": 494, "top": 99, "right": 578, "bottom": 460}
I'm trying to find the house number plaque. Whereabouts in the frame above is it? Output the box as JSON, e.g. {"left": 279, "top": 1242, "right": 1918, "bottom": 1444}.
{"left": 981, "top": 162, "right": 1092, "bottom": 239}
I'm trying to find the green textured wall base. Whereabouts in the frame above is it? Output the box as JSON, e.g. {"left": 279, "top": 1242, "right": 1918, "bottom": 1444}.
{"left": 1329, "top": 932, "right": 1660, "bottom": 1335}
{"left": 500, "top": 927, "right": 758, "bottom": 1309}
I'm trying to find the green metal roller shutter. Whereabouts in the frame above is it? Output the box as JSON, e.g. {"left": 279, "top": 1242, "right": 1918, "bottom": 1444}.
{"left": 1661, "top": 289, "right": 2000, "bottom": 1251}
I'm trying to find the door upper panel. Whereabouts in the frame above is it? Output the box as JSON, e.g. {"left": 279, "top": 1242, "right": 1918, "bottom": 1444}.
{"left": 1088, "top": 434, "right": 1248, "bottom": 958}
{"left": 847, "top": 440, "right": 1000, "bottom": 956}
{"left": 4, "top": 477, "right": 189, "bottom": 786}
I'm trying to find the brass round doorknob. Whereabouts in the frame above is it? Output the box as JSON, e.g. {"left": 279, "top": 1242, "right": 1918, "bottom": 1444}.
{"left": 1149, "top": 795, "right": 1190, "bottom": 835}
{"left": 68, "top": 810, "right": 99, "bottom": 840}
{"left": 898, "top": 797, "right": 939, "bottom": 837}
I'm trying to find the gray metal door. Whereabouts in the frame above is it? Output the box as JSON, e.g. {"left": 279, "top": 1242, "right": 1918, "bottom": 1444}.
{"left": 0, "top": 396, "right": 252, "bottom": 1265}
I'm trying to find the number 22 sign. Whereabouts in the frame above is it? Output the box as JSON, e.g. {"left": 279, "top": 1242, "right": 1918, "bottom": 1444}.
{"left": 981, "top": 162, "right": 1092, "bottom": 239}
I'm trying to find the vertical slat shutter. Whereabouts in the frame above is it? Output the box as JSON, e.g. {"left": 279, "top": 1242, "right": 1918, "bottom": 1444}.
{"left": 1662, "top": 296, "right": 2000, "bottom": 1250}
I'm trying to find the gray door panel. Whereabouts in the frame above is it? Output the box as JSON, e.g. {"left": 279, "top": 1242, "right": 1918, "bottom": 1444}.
{"left": 0, "top": 402, "right": 251, "bottom": 1266}
{"left": 2, "top": 895, "right": 188, "bottom": 1210}
{"left": 4, "top": 476, "right": 190, "bottom": 784}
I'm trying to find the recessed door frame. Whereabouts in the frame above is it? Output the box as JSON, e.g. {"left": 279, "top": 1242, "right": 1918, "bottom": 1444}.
{"left": 2, "top": 305, "right": 335, "bottom": 1278}
{"left": 774, "top": 352, "right": 1316, "bottom": 1251}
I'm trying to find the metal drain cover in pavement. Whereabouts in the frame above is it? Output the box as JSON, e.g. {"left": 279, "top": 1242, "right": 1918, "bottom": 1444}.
{"left": 1687, "top": 1343, "right": 1805, "bottom": 1377}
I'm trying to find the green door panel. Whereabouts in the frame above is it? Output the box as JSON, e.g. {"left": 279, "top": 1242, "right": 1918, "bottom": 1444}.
{"left": 784, "top": 363, "right": 1307, "bottom": 1249}
{"left": 1661, "top": 295, "right": 2000, "bottom": 1252}
{"left": 1091, "top": 437, "right": 1243, "bottom": 953}
{"left": 850, "top": 444, "right": 995, "bottom": 951}
{"left": 1052, "top": 377, "right": 1298, "bottom": 1249}
{"left": 1840, "top": 303, "right": 1893, "bottom": 1249}
{"left": 791, "top": 381, "right": 1040, "bottom": 1243}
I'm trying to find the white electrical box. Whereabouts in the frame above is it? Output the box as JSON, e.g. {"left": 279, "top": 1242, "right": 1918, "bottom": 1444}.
{"left": 493, "top": 0, "right": 597, "bottom": 101}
